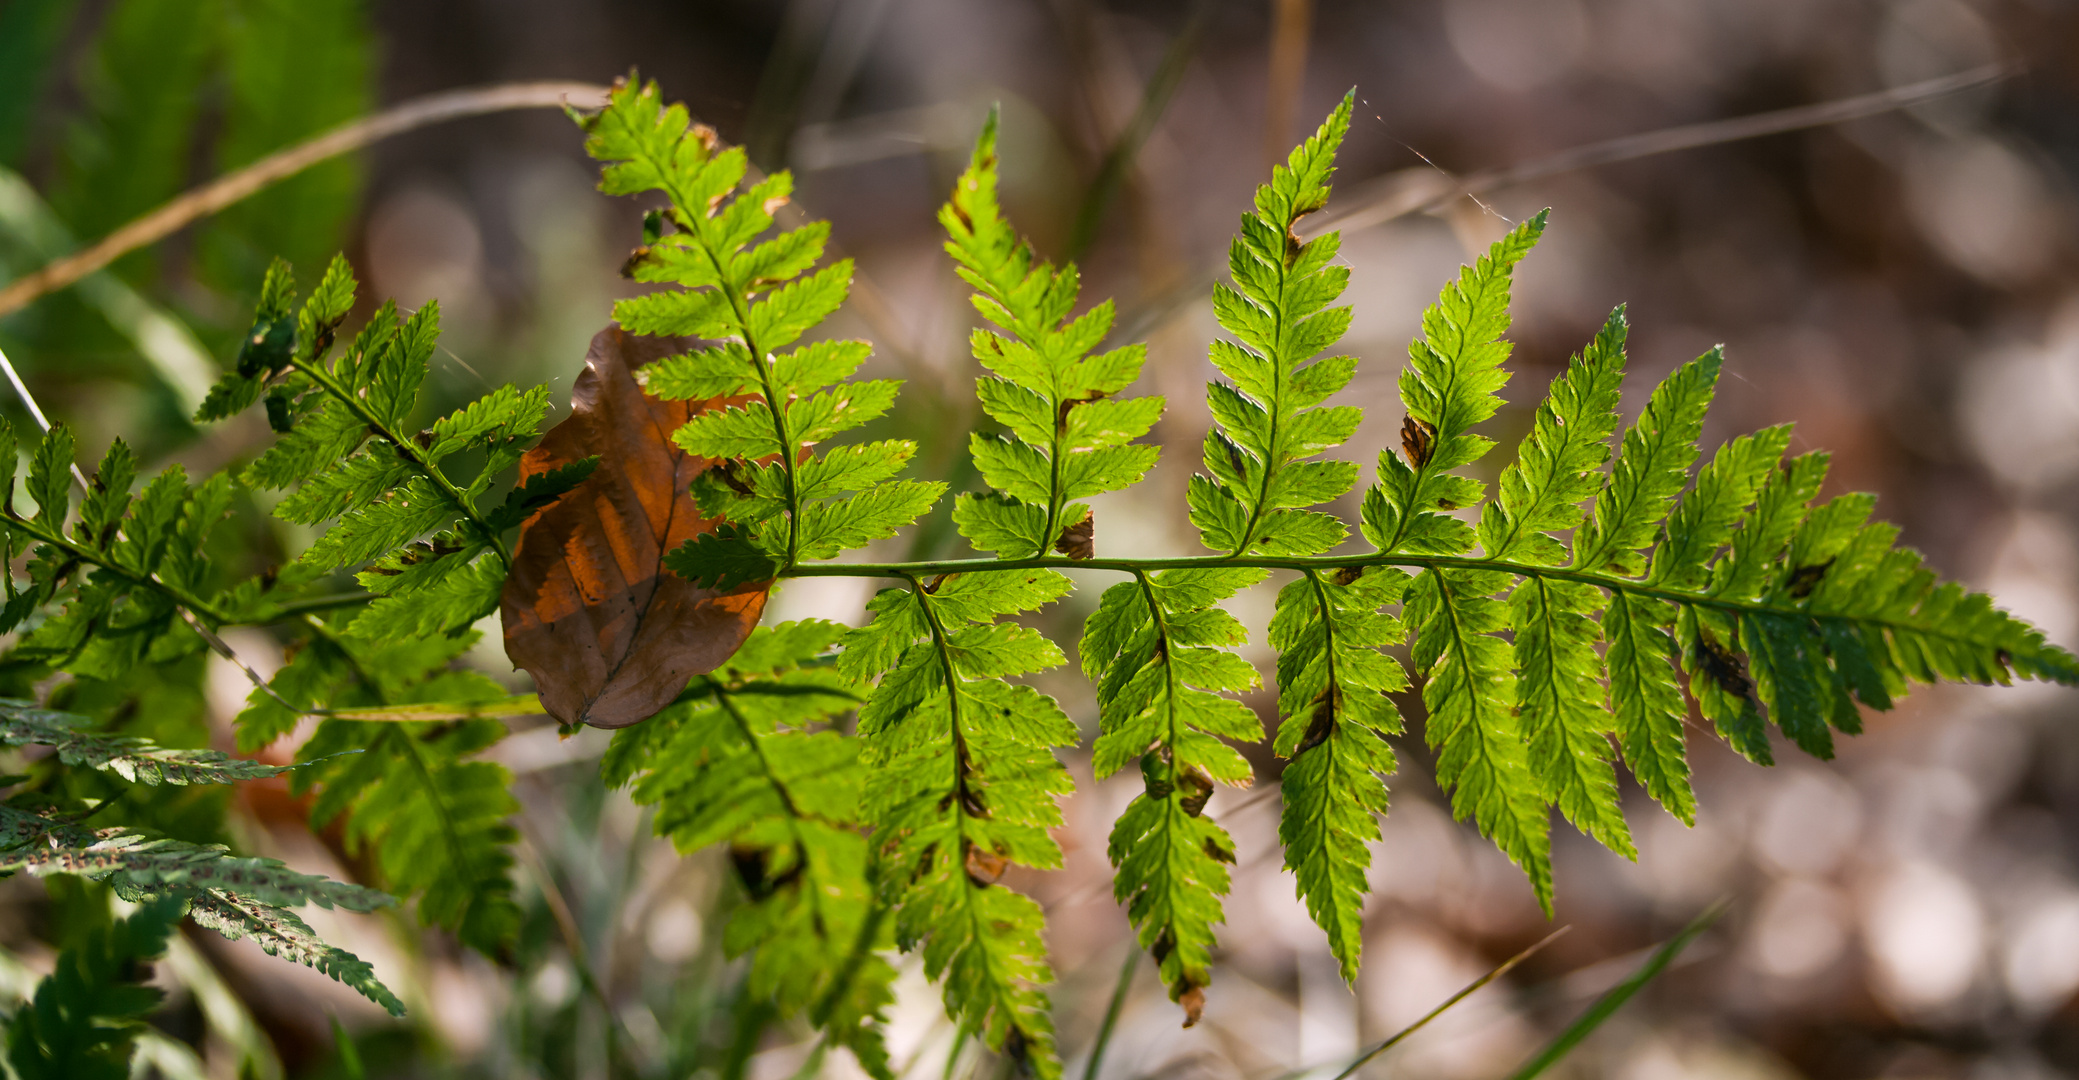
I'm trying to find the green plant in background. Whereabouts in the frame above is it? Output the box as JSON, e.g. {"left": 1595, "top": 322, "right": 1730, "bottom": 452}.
{"left": 0, "top": 38, "right": 2071, "bottom": 1080}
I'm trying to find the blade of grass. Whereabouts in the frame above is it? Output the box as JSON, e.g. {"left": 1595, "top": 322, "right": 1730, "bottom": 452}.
{"left": 1081, "top": 947, "right": 1140, "bottom": 1080}
{"left": 1502, "top": 901, "right": 1728, "bottom": 1080}
{"left": 1324, "top": 926, "right": 1569, "bottom": 1080}
{"left": 1065, "top": 0, "right": 1220, "bottom": 260}
{"left": 941, "top": 1022, "right": 976, "bottom": 1080}
{"left": 0, "top": 168, "right": 217, "bottom": 411}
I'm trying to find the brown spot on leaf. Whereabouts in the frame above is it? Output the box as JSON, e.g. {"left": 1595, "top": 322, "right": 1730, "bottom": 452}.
{"left": 1695, "top": 628, "right": 1755, "bottom": 702}
{"left": 1401, "top": 415, "right": 1437, "bottom": 468}
{"left": 501, "top": 326, "right": 769, "bottom": 729}
{"left": 1054, "top": 510, "right": 1094, "bottom": 560}
{"left": 964, "top": 839, "right": 1008, "bottom": 887}
{"left": 1177, "top": 766, "right": 1215, "bottom": 817}
{"left": 1786, "top": 559, "right": 1832, "bottom": 599}
{"left": 1295, "top": 689, "right": 1338, "bottom": 755}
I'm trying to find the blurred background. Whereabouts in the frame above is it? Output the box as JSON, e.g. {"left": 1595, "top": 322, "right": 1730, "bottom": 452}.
{"left": 4, "top": 0, "right": 2079, "bottom": 1077}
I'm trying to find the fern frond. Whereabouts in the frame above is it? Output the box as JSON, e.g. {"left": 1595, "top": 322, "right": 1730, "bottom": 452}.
{"left": 200, "top": 255, "right": 545, "bottom": 639}
{"left": 186, "top": 891, "right": 404, "bottom": 1016}
{"left": 1345, "top": 213, "right": 1556, "bottom": 903}
{"left": 606, "top": 620, "right": 895, "bottom": 1077}
{"left": 4, "top": 896, "right": 180, "bottom": 1080}
{"left": 844, "top": 572, "right": 1076, "bottom": 1078}
{"left": 0, "top": 423, "right": 256, "bottom": 676}
{"left": 941, "top": 109, "right": 1163, "bottom": 559}
{"left": 1191, "top": 92, "right": 1361, "bottom": 559}
{"left": 1081, "top": 567, "right": 1265, "bottom": 1016}
{"left": 249, "top": 625, "right": 522, "bottom": 953}
{"left": 0, "top": 699, "right": 293, "bottom": 785}
{"left": 1364, "top": 211, "right": 1547, "bottom": 558}
{"left": 577, "top": 76, "right": 941, "bottom": 588}
{"left": 0, "top": 803, "right": 402, "bottom": 1013}
{"left": 1479, "top": 310, "right": 1634, "bottom": 855}
{"left": 0, "top": 808, "right": 389, "bottom": 912}
{"left": 1267, "top": 566, "right": 1409, "bottom": 978}
{"left": 1408, "top": 566, "right": 1553, "bottom": 907}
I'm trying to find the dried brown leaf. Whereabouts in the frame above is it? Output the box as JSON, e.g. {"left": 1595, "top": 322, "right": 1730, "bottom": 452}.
{"left": 1053, "top": 508, "right": 1094, "bottom": 560}
{"left": 501, "top": 326, "right": 768, "bottom": 728}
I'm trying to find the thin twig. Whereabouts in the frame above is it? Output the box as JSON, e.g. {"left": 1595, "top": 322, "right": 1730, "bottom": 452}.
{"left": 1324, "top": 926, "right": 1570, "bottom": 1080}
{"left": 0, "top": 81, "right": 612, "bottom": 319}
{"left": 1304, "top": 61, "right": 2015, "bottom": 239}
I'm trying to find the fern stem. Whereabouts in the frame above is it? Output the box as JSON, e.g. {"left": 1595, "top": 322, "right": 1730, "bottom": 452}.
{"left": 735, "top": 298, "right": 802, "bottom": 570}
{"left": 0, "top": 509, "right": 232, "bottom": 624}
{"left": 903, "top": 573, "right": 977, "bottom": 821}
{"left": 785, "top": 551, "right": 1984, "bottom": 649}
{"left": 285, "top": 356, "right": 513, "bottom": 568}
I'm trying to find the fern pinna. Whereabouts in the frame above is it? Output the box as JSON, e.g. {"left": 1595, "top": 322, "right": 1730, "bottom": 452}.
{"left": 555, "top": 80, "right": 2076, "bottom": 1079}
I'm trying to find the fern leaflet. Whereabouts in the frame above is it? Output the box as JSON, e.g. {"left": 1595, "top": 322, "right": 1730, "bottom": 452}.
{"left": 604, "top": 620, "right": 896, "bottom": 1077}
{"left": 575, "top": 77, "right": 941, "bottom": 589}
{"left": 941, "top": 109, "right": 1163, "bottom": 560}
{"left": 844, "top": 571, "right": 1077, "bottom": 1078}
{"left": 1081, "top": 567, "right": 1264, "bottom": 1017}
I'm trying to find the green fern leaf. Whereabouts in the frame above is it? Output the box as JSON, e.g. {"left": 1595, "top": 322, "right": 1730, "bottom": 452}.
{"left": 186, "top": 892, "right": 404, "bottom": 1016}
{"left": 1364, "top": 211, "right": 1547, "bottom": 557}
{"left": 4, "top": 896, "right": 181, "bottom": 1080}
{"left": 1267, "top": 566, "right": 1410, "bottom": 979}
{"left": 1408, "top": 567, "right": 1553, "bottom": 910}
{"left": 942, "top": 109, "right": 1164, "bottom": 559}
{"left": 1082, "top": 567, "right": 1265, "bottom": 1014}
{"left": 1572, "top": 349, "right": 1721, "bottom": 575}
{"left": 252, "top": 628, "right": 522, "bottom": 953}
{"left": 846, "top": 572, "right": 1076, "bottom": 1078}
{"left": 1192, "top": 93, "right": 1361, "bottom": 558}
{"left": 204, "top": 257, "right": 552, "bottom": 640}
{"left": 1479, "top": 310, "right": 1635, "bottom": 855}
{"left": 0, "top": 700, "right": 297, "bottom": 785}
{"left": 608, "top": 620, "right": 895, "bottom": 1077}
{"left": 580, "top": 76, "right": 933, "bottom": 582}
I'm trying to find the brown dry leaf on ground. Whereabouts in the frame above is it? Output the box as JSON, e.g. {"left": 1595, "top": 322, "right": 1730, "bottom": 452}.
{"left": 501, "top": 326, "right": 768, "bottom": 727}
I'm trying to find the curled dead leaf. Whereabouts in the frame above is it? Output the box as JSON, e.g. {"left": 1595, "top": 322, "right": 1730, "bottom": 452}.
{"left": 1053, "top": 509, "right": 1094, "bottom": 560}
{"left": 500, "top": 326, "right": 769, "bottom": 728}
{"left": 1400, "top": 414, "right": 1437, "bottom": 468}
{"left": 1178, "top": 985, "right": 1206, "bottom": 1028}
